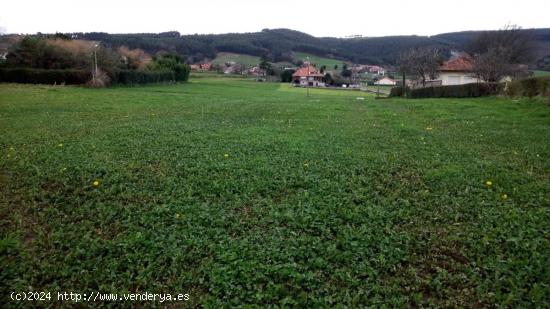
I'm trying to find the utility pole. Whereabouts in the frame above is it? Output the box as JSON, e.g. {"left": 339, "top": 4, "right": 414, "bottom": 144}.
{"left": 306, "top": 56, "right": 309, "bottom": 98}
{"left": 402, "top": 73, "right": 406, "bottom": 98}
{"left": 92, "top": 43, "right": 99, "bottom": 84}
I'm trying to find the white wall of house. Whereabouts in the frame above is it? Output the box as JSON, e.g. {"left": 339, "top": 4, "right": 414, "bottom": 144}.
{"left": 375, "top": 78, "right": 396, "bottom": 85}
{"left": 298, "top": 77, "right": 325, "bottom": 87}
{"left": 438, "top": 72, "right": 479, "bottom": 85}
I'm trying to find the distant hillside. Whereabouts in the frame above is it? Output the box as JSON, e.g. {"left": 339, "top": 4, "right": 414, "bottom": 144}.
{"left": 292, "top": 52, "right": 345, "bottom": 68}
{"left": 12, "top": 28, "right": 550, "bottom": 67}
{"left": 211, "top": 53, "right": 261, "bottom": 67}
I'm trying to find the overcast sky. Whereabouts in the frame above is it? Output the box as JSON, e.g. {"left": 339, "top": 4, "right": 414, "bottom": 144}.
{"left": 2, "top": 0, "right": 549, "bottom": 37}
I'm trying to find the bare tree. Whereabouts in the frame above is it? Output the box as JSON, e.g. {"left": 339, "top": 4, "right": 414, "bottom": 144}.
{"left": 468, "top": 25, "right": 534, "bottom": 82}
{"left": 399, "top": 47, "right": 441, "bottom": 88}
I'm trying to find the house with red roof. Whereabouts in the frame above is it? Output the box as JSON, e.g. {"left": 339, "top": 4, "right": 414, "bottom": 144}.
{"left": 437, "top": 55, "right": 480, "bottom": 85}
{"left": 292, "top": 65, "right": 325, "bottom": 87}
{"left": 190, "top": 63, "right": 212, "bottom": 71}
{"left": 367, "top": 65, "right": 385, "bottom": 76}
{"left": 200, "top": 63, "right": 212, "bottom": 71}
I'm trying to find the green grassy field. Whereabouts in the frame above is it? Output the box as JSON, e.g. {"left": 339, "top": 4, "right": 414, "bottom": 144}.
{"left": 211, "top": 52, "right": 261, "bottom": 67}
{"left": 293, "top": 52, "right": 346, "bottom": 68}
{"left": 210, "top": 51, "right": 344, "bottom": 70}
{"left": 532, "top": 70, "right": 550, "bottom": 77}
{"left": 364, "top": 84, "right": 395, "bottom": 93}
{"left": 1, "top": 77, "right": 549, "bottom": 307}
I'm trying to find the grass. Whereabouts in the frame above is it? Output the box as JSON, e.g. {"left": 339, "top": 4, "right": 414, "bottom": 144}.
{"left": 532, "top": 70, "right": 550, "bottom": 77}
{"left": 1, "top": 77, "right": 549, "bottom": 307}
{"left": 211, "top": 52, "right": 261, "bottom": 67}
{"left": 364, "top": 84, "right": 395, "bottom": 93}
{"left": 210, "top": 51, "right": 344, "bottom": 70}
{"left": 293, "top": 52, "right": 346, "bottom": 69}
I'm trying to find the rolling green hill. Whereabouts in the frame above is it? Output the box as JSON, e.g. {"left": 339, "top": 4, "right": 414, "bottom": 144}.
{"left": 210, "top": 51, "right": 345, "bottom": 69}
{"left": 211, "top": 52, "right": 261, "bottom": 67}
{"left": 71, "top": 28, "right": 550, "bottom": 66}
{"left": 292, "top": 52, "right": 347, "bottom": 68}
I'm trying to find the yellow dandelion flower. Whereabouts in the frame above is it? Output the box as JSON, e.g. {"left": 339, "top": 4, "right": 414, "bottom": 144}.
{"left": 303, "top": 162, "right": 309, "bottom": 168}
{"left": 58, "top": 143, "right": 63, "bottom": 147}
{"left": 224, "top": 153, "right": 229, "bottom": 158}
{"left": 426, "top": 127, "right": 433, "bottom": 131}
{"left": 93, "top": 180, "right": 100, "bottom": 187}
{"left": 485, "top": 180, "right": 493, "bottom": 186}
{"left": 501, "top": 193, "right": 508, "bottom": 200}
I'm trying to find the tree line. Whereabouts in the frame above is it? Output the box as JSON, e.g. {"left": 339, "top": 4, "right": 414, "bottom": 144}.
{"left": 0, "top": 34, "right": 190, "bottom": 86}
{"left": 64, "top": 28, "right": 550, "bottom": 67}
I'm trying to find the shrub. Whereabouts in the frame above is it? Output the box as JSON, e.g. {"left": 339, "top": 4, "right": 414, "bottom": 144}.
{"left": 406, "top": 83, "right": 502, "bottom": 99}
{"left": 113, "top": 70, "right": 175, "bottom": 85}
{"left": 0, "top": 68, "right": 181, "bottom": 86}
{"left": 280, "top": 69, "right": 295, "bottom": 83}
{"left": 148, "top": 54, "right": 190, "bottom": 82}
{"left": 389, "top": 86, "right": 409, "bottom": 97}
{"left": 0, "top": 68, "right": 91, "bottom": 84}
{"left": 506, "top": 76, "right": 550, "bottom": 98}
{"left": 86, "top": 69, "right": 111, "bottom": 88}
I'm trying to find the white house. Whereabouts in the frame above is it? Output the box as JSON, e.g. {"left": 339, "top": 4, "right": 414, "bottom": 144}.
{"left": 375, "top": 76, "right": 396, "bottom": 86}
{"left": 437, "top": 56, "right": 479, "bottom": 85}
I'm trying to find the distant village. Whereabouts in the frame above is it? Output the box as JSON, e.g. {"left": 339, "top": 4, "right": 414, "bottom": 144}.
{"left": 189, "top": 52, "right": 497, "bottom": 91}
{"left": 0, "top": 27, "right": 542, "bottom": 91}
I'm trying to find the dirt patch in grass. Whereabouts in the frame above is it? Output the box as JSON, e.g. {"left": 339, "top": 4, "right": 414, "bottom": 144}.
{"left": 392, "top": 225, "right": 483, "bottom": 307}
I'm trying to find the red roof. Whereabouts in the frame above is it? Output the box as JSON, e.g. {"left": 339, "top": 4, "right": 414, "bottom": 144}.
{"left": 292, "top": 65, "right": 324, "bottom": 77}
{"left": 190, "top": 63, "right": 212, "bottom": 71}
{"left": 439, "top": 56, "right": 474, "bottom": 71}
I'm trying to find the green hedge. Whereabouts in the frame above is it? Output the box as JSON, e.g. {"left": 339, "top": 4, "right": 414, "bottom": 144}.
{"left": 411, "top": 83, "right": 502, "bottom": 98}
{"left": 113, "top": 70, "right": 175, "bottom": 85}
{"left": 390, "top": 78, "right": 550, "bottom": 99}
{"left": 0, "top": 68, "right": 91, "bottom": 85}
{"left": 389, "top": 86, "right": 409, "bottom": 97}
{"left": 0, "top": 68, "right": 180, "bottom": 85}
{"left": 506, "top": 76, "right": 550, "bottom": 97}
{"left": 390, "top": 83, "right": 502, "bottom": 98}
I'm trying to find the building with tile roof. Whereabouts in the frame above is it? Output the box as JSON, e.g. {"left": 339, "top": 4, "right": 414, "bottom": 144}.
{"left": 292, "top": 65, "right": 325, "bottom": 87}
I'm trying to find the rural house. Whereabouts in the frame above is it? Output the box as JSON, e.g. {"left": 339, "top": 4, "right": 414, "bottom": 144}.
{"left": 190, "top": 63, "right": 212, "bottom": 71}
{"left": 437, "top": 55, "right": 479, "bottom": 85}
{"left": 292, "top": 65, "right": 325, "bottom": 87}
{"left": 249, "top": 66, "right": 266, "bottom": 76}
{"left": 367, "top": 65, "right": 385, "bottom": 75}
{"left": 375, "top": 76, "right": 396, "bottom": 85}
